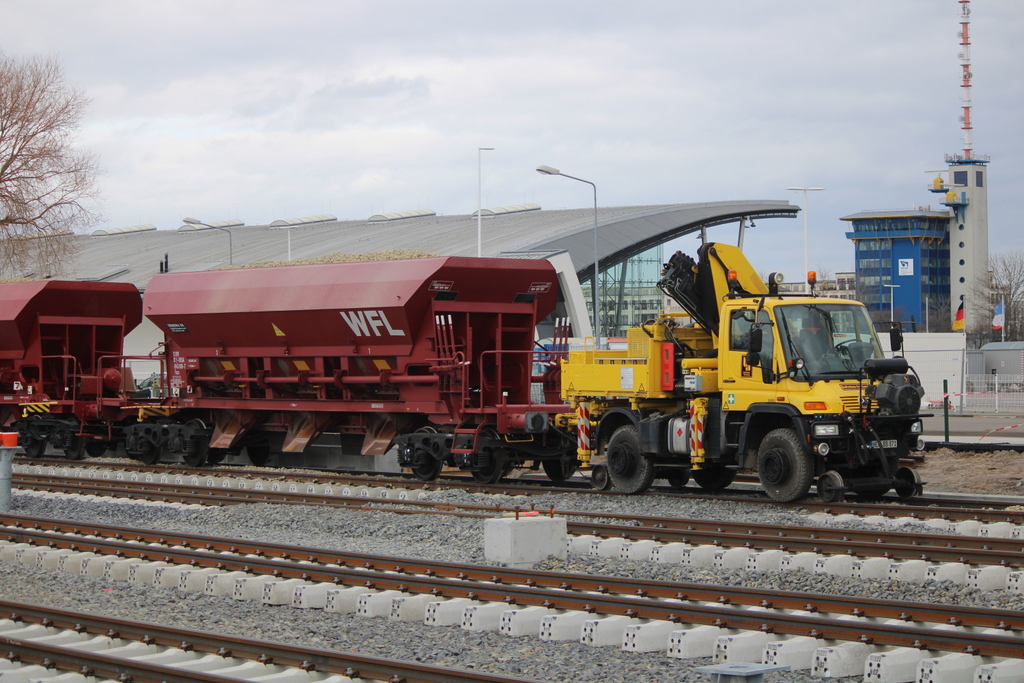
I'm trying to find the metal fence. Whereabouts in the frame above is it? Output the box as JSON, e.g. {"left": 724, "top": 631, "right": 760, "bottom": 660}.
{"left": 949, "top": 373, "right": 1024, "bottom": 415}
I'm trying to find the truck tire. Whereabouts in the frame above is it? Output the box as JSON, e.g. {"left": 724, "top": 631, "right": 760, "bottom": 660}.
{"left": 757, "top": 427, "right": 813, "bottom": 502}
{"left": 606, "top": 425, "right": 655, "bottom": 494}
{"left": 691, "top": 466, "right": 735, "bottom": 492}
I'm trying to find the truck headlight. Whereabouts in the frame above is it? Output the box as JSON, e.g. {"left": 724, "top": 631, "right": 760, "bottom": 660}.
{"left": 910, "top": 420, "right": 923, "bottom": 434}
{"left": 813, "top": 424, "right": 839, "bottom": 437}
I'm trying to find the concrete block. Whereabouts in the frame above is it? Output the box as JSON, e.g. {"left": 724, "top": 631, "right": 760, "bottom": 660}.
{"left": 206, "top": 571, "right": 249, "bottom": 596}
{"left": 926, "top": 563, "right": 969, "bottom": 584}
{"left": 58, "top": 552, "right": 97, "bottom": 575}
{"left": 262, "top": 578, "right": 311, "bottom": 605}
{"left": 232, "top": 574, "right": 277, "bottom": 600}
{"left": 178, "top": 567, "right": 222, "bottom": 593}
{"left": 567, "top": 534, "right": 596, "bottom": 554}
{"left": 951, "top": 520, "right": 983, "bottom": 536}
{"left": 917, "top": 652, "right": 983, "bottom": 683}
{"left": 461, "top": 602, "right": 509, "bottom": 631}
{"left": 101, "top": 558, "right": 146, "bottom": 581}
{"left": 590, "top": 537, "right": 628, "bottom": 558}
{"left": 499, "top": 605, "right": 550, "bottom": 637}
{"left": 324, "top": 586, "right": 377, "bottom": 614}
{"left": 863, "top": 647, "right": 930, "bottom": 683}
{"left": 484, "top": 516, "right": 567, "bottom": 568}
{"left": 814, "top": 555, "right": 854, "bottom": 577}
{"left": 714, "top": 547, "right": 753, "bottom": 569}
{"left": 153, "top": 564, "right": 189, "bottom": 588}
{"left": 621, "top": 619, "right": 678, "bottom": 653}
{"left": 390, "top": 594, "right": 438, "bottom": 621}
{"left": 714, "top": 631, "right": 782, "bottom": 664}
{"left": 0, "top": 543, "right": 33, "bottom": 562}
{"left": 811, "top": 642, "right": 877, "bottom": 678}
{"left": 289, "top": 583, "right": 332, "bottom": 609}
{"left": 924, "top": 518, "right": 952, "bottom": 532}
{"left": 888, "top": 559, "right": 930, "bottom": 582}
{"left": 15, "top": 546, "right": 46, "bottom": 566}
{"left": 1006, "top": 571, "right": 1024, "bottom": 593}
{"left": 967, "top": 566, "right": 1010, "bottom": 591}
{"left": 763, "top": 636, "right": 823, "bottom": 670}
{"left": 81, "top": 555, "right": 114, "bottom": 577}
{"left": 780, "top": 552, "right": 821, "bottom": 572}
{"left": 862, "top": 515, "right": 889, "bottom": 525}
{"left": 852, "top": 557, "right": 891, "bottom": 580}
{"left": 746, "top": 549, "right": 785, "bottom": 572}
{"left": 619, "top": 539, "right": 657, "bottom": 560}
{"left": 668, "top": 626, "right": 738, "bottom": 659}
{"left": 974, "top": 659, "right": 1024, "bottom": 682}
{"left": 651, "top": 542, "right": 690, "bottom": 563}
{"left": 979, "top": 522, "right": 1015, "bottom": 538}
{"left": 539, "top": 611, "right": 591, "bottom": 642}
{"left": 423, "top": 598, "right": 474, "bottom": 626}
{"left": 682, "top": 545, "right": 719, "bottom": 567}
{"left": 128, "top": 561, "right": 169, "bottom": 583}
{"left": 36, "top": 549, "right": 76, "bottom": 570}
{"left": 1013, "top": 526, "right": 1024, "bottom": 540}
{"left": 357, "top": 590, "right": 404, "bottom": 617}
{"left": 580, "top": 615, "right": 634, "bottom": 647}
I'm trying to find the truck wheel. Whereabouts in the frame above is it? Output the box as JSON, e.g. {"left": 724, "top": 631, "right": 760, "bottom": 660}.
{"left": 691, "top": 467, "right": 735, "bottom": 491}
{"left": 757, "top": 428, "right": 813, "bottom": 502}
{"left": 606, "top": 425, "right": 654, "bottom": 494}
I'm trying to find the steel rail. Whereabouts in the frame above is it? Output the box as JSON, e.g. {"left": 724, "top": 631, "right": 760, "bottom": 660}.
{"left": 3, "top": 514, "right": 1024, "bottom": 656}
{"left": 0, "top": 598, "right": 545, "bottom": 683}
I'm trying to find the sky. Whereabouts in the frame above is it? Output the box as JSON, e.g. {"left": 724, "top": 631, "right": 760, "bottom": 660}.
{"left": 4, "top": 0, "right": 1022, "bottom": 280}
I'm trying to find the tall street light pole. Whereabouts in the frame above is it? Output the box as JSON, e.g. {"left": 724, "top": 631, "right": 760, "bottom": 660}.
{"left": 884, "top": 284, "right": 900, "bottom": 322}
{"left": 182, "top": 217, "right": 233, "bottom": 265}
{"left": 536, "top": 165, "right": 600, "bottom": 346}
{"left": 786, "top": 187, "right": 824, "bottom": 294}
{"left": 477, "top": 147, "right": 494, "bottom": 257}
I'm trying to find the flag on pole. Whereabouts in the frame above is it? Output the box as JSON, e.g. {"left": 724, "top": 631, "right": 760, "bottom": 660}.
{"left": 992, "top": 299, "right": 1005, "bottom": 330}
{"left": 952, "top": 301, "right": 965, "bottom": 331}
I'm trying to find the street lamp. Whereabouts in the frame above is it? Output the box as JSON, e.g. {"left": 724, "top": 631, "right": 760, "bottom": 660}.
{"left": 182, "top": 217, "right": 233, "bottom": 265}
{"left": 786, "top": 187, "right": 825, "bottom": 294}
{"left": 477, "top": 147, "right": 494, "bottom": 257}
{"left": 883, "top": 284, "right": 900, "bottom": 322}
{"left": 536, "top": 165, "right": 600, "bottom": 345}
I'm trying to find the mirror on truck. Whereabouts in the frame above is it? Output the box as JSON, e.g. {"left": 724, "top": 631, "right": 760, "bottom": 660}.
{"left": 746, "top": 327, "right": 763, "bottom": 367}
{"left": 889, "top": 324, "right": 903, "bottom": 353}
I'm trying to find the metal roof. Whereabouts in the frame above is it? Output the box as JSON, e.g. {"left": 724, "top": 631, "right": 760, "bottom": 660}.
{"left": 64, "top": 200, "right": 797, "bottom": 289}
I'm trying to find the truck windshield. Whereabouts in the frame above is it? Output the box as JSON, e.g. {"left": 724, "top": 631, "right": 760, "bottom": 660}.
{"left": 775, "top": 303, "right": 883, "bottom": 380}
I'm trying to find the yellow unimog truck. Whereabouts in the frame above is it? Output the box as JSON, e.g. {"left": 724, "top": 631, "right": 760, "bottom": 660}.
{"left": 561, "top": 242, "right": 927, "bottom": 502}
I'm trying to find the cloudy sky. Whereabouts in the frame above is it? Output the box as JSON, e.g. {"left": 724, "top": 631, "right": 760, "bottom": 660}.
{"left": 4, "top": 0, "right": 1021, "bottom": 278}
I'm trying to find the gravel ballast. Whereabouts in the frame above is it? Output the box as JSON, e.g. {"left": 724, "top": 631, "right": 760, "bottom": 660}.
{"left": 1, "top": 487, "right": 1018, "bottom": 683}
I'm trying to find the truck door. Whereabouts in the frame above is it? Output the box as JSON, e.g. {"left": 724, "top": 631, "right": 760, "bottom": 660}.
{"left": 721, "top": 308, "right": 776, "bottom": 412}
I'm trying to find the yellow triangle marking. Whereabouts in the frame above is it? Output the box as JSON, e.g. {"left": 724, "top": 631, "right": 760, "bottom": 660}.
{"left": 272, "top": 323, "right": 286, "bottom": 337}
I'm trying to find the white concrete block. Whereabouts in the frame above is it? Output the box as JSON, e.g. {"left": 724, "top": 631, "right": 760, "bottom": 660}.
{"left": 811, "top": 642, "right": 877, "bottom": 678}
{"left": 951, "top": 520, "right": 983, "bottom": 536}
{"left": 263, "top": 578, "right": 311, "bottom": 605}
{"left": 499, "top": 605, "right": 550, "bottom": 637}
{"left": 357, "top": 590, "right": 404, "bottom": 617}
{"left": 1012, "top": 526, "right": 1024, "bottom": 540}
{"left": 713, "top": 547, "right": 753, "bottom": 569}
{"left": 324, "top": 586, "right": 377, "bottom": 614}
{"left": 974, "top": 659, "right": 1024, "bottom": 682}
{"left": 461, "top": 602, "right": 509, "bottom": 631}
{"left": 780, "top": 552, "right": 821, "bottom": 572}
{"left": 763, "top": 636, "right": 823, "bottom": 670}
{"left": 967, "top": 566, "right": 1010, "bottom": 591}
{"left": 746, "top": 549, "right": 785, "bottom": 572}
{"left": 484, "top": 516, "right": 567, "bottom": 568}
{"left": 81, "top": 555, "right": 113, "bottom": 577}
{"left": 390, "top": 594, "right": 439, "bottom": 621}
{"left": 862, "top": 515, "right": 889, "bottom": 525}
{"left": 927, "top": 563, "right": 970, "bottom": 584}
{"left": 178, "top": 567, "right": 222, "bottom": 593}
{"left": 814, "top": 555, "right": 854, "bottom": 577}
{"left": 151, "top": 564, "right": 189, "bottom": 588}
{"left": 924, "top": 518, "right": 953, "bottom": 532}
{"left": 620, "top": 539, "right": 657, "bottom": 560}
{"left": 1005, "top": 571, "right": 1024, "bottom": 593}
{"left": 232, "top": 574, "right": 277, "bottom": 600}
{"left": 651, "top": 542, "right": 691, "bottom": 563}
{"left": 567, "top": 534, "right": 597, "bottom": 554}
{"left": 714, "top": 631, "right": 781, "bottom": 664}
{"left": 888, "top": 559, "right": 931, "bottom": 582}
{"left": 831, "top": 514, "right": 860, "bottom": 524}
{"left": 206, "top": 571, "right": 249, "bottom": 596}
{"left": 590, "top": 537, "right": 628, "bottom": 558}
{"left": 621, "top": 619, "right": 678, "bottom": 653}
{"left": 128, "top": 560, "right": 169, "bottom": 583}
{"left": 852, "top": 557, "right": 892, "bottom": 580}
{"left": 423, "top": 598, "right": 474, "bottom": 626}
{"left": 863, "top": 647, "right": 930, "bottom": 683}
{"left": 668, "top": 626, "right": 738, "bottom": 659}
{"left": 539, "top": 611, "right": 591, "bottom": 641}
{"left": 101, "top": 558, "right": 146, "bottom": 581}
{"left": 58, "top": 552, "right": 98, "bottom": 574}
{"left": 289, "top": 582, "right": 332, "bottom": 609}
{"left": 682, "top": 545, "right": 719, "bottom": 567}
{"left": 979, "top": 522, "right": 1015, "bottom": 538}
{"left": 917, "top": 652, "right": 983, "bottom": 683}
{"left": 580, "top": 616, "right": 635, "bottom": 647}
{"left": 35, "top": 549, "right": 75, "bottom": 570}
{"left": 15, "top": 546, "right": 46, "bottom": 566}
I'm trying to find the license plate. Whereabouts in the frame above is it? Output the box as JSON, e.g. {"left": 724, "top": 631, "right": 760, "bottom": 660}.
{"left": 870, "top": 440, "right": 898, "bottom": 449}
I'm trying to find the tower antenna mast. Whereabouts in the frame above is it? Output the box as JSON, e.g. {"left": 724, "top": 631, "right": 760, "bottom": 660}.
{"left": 958, "top": 0, "right": 973, "bottom": 159}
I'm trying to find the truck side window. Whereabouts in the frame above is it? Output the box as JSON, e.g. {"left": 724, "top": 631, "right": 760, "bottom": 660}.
{"left": 755, "top": 310, "right": 773, "bottom": 381}
{"left": 730, "top": 310, "right": 755, "bottom": 350}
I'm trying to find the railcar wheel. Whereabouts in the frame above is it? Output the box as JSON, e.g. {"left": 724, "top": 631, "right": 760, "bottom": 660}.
{"left": 817, "top": 470, "right": 845, "bottom": 503}
{"left": 471, "top": 449, "right": 509, "bottom": 484}
{"left": 691, "top": 466, "right": 735, "bottom": 492}
{"left": 21, "top": 437, "right": 46, "bottom": 458}
{"left": 590, "top": 464, "right": 611, "bottom": 490}
{"left": 181, "top": 419, "right": 210, "bottom": 467}
{"left": 62, "top": 436, "right": 87, "bottom": 461}
{"left": 85, "top": 442, "right": 108, "bottom": 458}
{"left": 893, "top": 466, "right": 923, "bottom": 500}
{"left": 606, "top": 425, "right": 655, "bottom": 494}
{"left": 664, "top": 470, "right": 690, "bottom": 490}
{"left": 245, "top": 442, "right": 272, "bottom": 467}
{"left": 542, "top": 454, "right": 579, "bottom": 483}
{"left": 133, "top": 442, "right": 161, "bottom": 465}
{"left": 757, "top": 428, "right": 813, "bottom": 502}
{"left": 206, "top": 448, "right": 228, "bottom": 465}
{"left": 411, "top": 455, "right": 443, "bottom": 481}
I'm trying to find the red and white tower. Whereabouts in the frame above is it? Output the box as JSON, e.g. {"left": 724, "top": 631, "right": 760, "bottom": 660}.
{"left": 958, "top": 0, "right": 974, "bottom": 159}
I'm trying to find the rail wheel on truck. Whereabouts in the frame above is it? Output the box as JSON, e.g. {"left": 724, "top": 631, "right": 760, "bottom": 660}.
{"left": 756, "top": 427, "right": 814, "bottom": 503}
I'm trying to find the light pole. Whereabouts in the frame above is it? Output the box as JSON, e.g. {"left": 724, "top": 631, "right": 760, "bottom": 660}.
{"left": 884, "top": 284, "right": 900, "bottom": 322}
{"left": 183, "top": 217, "right": 233, "bottom": 265}
{"left": 786, "top": 187, "right": 824, "bottom": 293}
{"left": 536, "top": 165, "right": 600, "bottom": 345}
{"left": 477, "top": 147, "right": 494, "bottom": 257}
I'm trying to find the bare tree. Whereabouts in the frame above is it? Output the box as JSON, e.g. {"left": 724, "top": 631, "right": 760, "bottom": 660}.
{"left": 990, "top": 250, "right": 1024, "bottom": 341}
{"left": 0, "top": 53, "right": 98, "bottom": 276}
